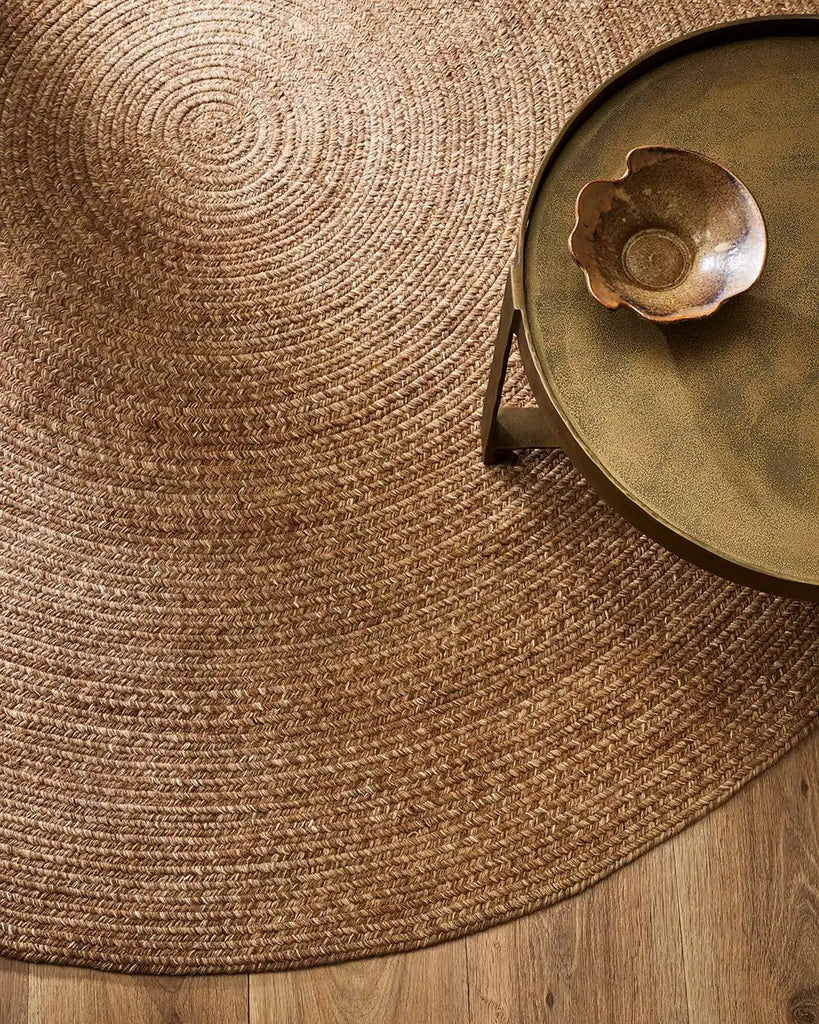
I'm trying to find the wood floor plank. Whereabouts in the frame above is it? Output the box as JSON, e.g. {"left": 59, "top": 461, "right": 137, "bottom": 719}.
{"left": 250, "top": 939, "right": 469, "bottom": 1024}
{"left": 0, "top": 959, "right": 29, "bottom": 1024}
{"left": 465, "top": 840, "right": 689, "bottom": 1024}
{"left": 26, "top": 965, "right": 248, "bottom": 1024}
{"left": 674, "top": 728, "right": 819, "bottom": 1024}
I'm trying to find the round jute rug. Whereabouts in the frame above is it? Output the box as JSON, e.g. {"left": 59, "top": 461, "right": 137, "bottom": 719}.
{"left": 0, "top": 0, "right": 817, "bottom": 974}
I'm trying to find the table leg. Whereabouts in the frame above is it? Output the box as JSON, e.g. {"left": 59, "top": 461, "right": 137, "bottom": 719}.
{"left": 480, "top": 272, "right": 559, "bottom": 464}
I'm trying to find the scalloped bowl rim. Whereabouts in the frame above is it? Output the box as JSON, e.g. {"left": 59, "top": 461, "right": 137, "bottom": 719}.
{"left": 568, "top": 146, "right": 768, "bottom": 323}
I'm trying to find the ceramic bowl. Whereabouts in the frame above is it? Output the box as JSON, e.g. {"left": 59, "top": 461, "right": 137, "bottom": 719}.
{"left": 569, "top": 147, "right": 767, "bottom": 322}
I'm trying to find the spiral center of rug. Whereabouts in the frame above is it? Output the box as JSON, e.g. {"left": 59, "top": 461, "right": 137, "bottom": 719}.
{"left": 176, "top": 99, "right": 259, "bottom": 159}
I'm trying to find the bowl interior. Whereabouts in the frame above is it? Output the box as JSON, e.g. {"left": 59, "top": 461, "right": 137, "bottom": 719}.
{"left": 573, "top": 148, "right": 766, "bottom": 320}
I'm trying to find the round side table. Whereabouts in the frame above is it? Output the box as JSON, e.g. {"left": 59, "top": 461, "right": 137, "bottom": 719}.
{"left": 481, "top": 16, "right": 819, "bottom": 601}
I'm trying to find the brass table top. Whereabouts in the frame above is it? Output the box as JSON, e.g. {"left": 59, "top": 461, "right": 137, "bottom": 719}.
{"left": 521, "top": 26, "right": 819, "bottom": 595}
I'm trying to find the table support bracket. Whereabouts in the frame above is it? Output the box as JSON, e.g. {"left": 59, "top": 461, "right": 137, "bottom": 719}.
{"left": 481, "top": 272, "right": 560, "bottom": 465}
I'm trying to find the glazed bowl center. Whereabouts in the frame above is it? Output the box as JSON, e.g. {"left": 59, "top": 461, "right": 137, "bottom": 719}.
{"left": 621, "top": 227, "right": 692, "bottom": 290}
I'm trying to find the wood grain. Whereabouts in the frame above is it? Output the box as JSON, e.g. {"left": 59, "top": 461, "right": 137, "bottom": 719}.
{"left": 0, "top": 959, "right": 28, "bottom": 1024}
{"left": 465, "top": 841, "right": 688, "bottom": 1024}
{"left": 674, "top": 730, "right": 819, "bottom": 1024}
{"left": 249, "top": 940, "right": 469, "bottom": 1024}
{"left": 25, "top": 967, "right": 247, "bottom": 1024}
{"left": 2, "top": 730, "right": 818, "bottom": 1023}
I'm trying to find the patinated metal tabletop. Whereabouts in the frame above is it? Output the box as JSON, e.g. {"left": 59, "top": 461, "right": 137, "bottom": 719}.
{"left": 483, "top": 17, "right": 819, "bottom": 600}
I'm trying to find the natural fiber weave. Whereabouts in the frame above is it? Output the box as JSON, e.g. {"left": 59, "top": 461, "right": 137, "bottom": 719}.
{"left": 0, "top": 0, "right": 817, "bottom": 975}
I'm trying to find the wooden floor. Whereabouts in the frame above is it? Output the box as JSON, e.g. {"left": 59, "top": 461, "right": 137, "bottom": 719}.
{"left": 2, "top": 728, "right": 818, "bottom": 1024}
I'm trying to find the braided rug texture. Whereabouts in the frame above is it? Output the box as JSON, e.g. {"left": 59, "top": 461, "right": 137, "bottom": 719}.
{"left": 0, "top": 0, "right": 817, "bottom": 974}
